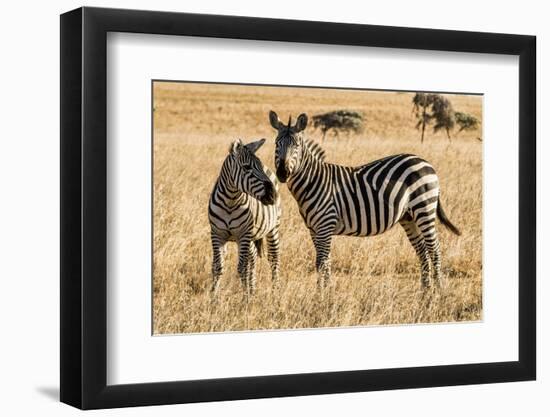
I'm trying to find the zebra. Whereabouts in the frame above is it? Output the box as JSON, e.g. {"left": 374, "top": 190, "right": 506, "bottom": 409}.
{"left": 208, "top": 138, "right": 281, "bottom": 295}
{"left": 269, "top": 110, "right": 461, "bottom": 289}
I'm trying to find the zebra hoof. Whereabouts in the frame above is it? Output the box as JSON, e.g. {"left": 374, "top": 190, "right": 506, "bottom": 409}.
{"left": 209, "top": 289, "right": 221, "bottom": 305}
{"left": 434, "top": 279, "right": 448, "bottom": 293}
{"left": 210, "top": 282, "right": 220, "bottom": 294}
{"left": 420, "top": 277, "right": 431, "bottom": 289}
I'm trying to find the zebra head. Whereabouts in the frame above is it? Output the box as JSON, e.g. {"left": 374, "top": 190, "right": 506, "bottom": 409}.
{"left": 269, "top": 110, "right": 308, "bottom": 183}
{"left": 228, "top": 138, "right": 277, "bottom": 205}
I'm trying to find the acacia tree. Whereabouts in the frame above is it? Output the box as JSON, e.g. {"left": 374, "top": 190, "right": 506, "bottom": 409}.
{"left": 412, "top": 93, "right": 457, "bottom": 142}
{"left": 412, "top": 93, "right": 437, "bottom": 143}
{"left": 431, "top": 95, "right": 455, "bottom": 140}
{"left": 454, "top": 111, "right": 480, "bottom": 134}
{"left": 312, "top": 110, "right": 364, "bottom": 141}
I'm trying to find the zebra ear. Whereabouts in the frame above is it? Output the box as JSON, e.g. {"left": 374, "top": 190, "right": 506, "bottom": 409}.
{"left": 295, "top": 113, "right": 308, "bottom": 132}
{"left": 245, "top": 138, "right": 266, "bottom": 154}
{"left": 229, "top": 139, "right": 243, "bottom": 155}
{"left": 269, "top": 110, "right": 283, "bottom": 130}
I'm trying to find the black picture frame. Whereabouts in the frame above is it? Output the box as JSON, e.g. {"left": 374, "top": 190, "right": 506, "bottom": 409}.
{"left": 60, "top": 6, "right": 536, "bottom": 410}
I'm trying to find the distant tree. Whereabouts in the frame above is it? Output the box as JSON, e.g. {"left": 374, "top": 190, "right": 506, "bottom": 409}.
{"left": 412, "top": 93, "right": 437, "bottom": 143}
{"left": 412, "top": 93, "right": 461, "bottom": 142}
{"left": 431, "top": 95, "right": 455, "bottom": 140}
{"left": 454, "top": 111, "right": 480, "bottom": 134}
{"left": 312, "top": 110, "right": 364, "bottom": 140}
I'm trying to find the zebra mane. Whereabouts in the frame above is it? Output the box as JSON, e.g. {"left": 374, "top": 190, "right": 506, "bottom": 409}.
{"left": 304, "top": 139, "right": 326, "bottom": 162}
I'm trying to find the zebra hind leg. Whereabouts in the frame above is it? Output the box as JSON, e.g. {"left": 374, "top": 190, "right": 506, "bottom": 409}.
{"left": 418, "top": 220, "right": 443, "bottom": 288}
{"left": 266, "top": 227, "right": 281, "bottom": 287}
{"left": 400, "top": 219, "right": 431, "bottom": 288}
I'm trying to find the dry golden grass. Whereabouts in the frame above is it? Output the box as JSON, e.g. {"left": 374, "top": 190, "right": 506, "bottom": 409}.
{"left": 153, "top": 82, "right": 483, "bottom": 334}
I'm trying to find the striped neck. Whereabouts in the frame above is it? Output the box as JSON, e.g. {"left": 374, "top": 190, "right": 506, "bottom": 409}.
{"left": 287, "top": 140, "right": 327, "bottom": 199}
{"left": 216, "top": 159, "right": 248, "bottom": 208}
{"left": 303, "top": 139, "right": 326, "bottom": 163}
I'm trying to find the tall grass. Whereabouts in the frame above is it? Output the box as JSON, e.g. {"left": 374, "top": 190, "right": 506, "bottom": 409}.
{"left": 153, "top": 82, "right": 482, "bottom": 334}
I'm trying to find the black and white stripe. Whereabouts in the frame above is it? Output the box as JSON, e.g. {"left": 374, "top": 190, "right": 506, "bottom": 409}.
{"left": 269, "top": 111, "right": 460, "bottom": 288}
{"left": 208, "top": 138, "right": 281, "bottom": 294}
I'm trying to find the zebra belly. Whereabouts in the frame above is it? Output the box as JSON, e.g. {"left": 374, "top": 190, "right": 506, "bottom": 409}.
{"left": 334, "top": 189, "right": 408, "bottom": 237}
{"left": 334, "top": 216, "right": 403, "bottom": 237}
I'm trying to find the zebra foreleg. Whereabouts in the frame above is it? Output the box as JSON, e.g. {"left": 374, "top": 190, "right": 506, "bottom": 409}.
{"left": 400, "top": 220, "right": 431, "bottom": 288}
{"left": 237, "top": 238, "right": 253, "bottom": 295}
{"left": 311, "top": 232, "right": 333, "bottom": 288}
{"left": 266, "top": 227, "right": 281, "bottom": 287}
{"left": 210, "top": 235, "right": 227, "bottom": 293}
{"left": 247, "top": 241, "right": 258, "bottom": 294}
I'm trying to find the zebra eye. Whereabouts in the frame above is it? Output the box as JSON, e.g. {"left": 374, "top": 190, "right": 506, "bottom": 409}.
{"left": 242, "top": 163, "right": 251, "bottom": 170}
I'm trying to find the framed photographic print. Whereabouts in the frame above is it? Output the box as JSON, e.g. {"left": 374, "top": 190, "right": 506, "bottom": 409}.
{"left": 60, "top": 6, "right": 536, "bottom": 409}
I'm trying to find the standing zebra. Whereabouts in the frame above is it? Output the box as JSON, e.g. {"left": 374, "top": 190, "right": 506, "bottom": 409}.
{"left": 208, "top": 138, "right": 281, "bottom": 294}
{"left": 269, "top": 111, "right": 460, "bottom": 289}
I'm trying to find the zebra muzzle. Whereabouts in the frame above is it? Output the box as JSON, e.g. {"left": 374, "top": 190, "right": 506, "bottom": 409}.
{"left": 276, "top": 165, "right": 288, "bottom": 183}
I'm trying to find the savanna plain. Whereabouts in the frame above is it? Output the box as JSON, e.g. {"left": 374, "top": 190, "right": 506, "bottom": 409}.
{"left": 153, "top": 82, "right": 482, "bottom": 334}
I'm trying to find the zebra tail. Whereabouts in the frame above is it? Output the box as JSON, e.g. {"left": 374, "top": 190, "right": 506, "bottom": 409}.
{"left": 254, "top": 238, "right": 264, "bottom": 258}
{"left": 436, "top": 196, "right": 461, "bottom": 236}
